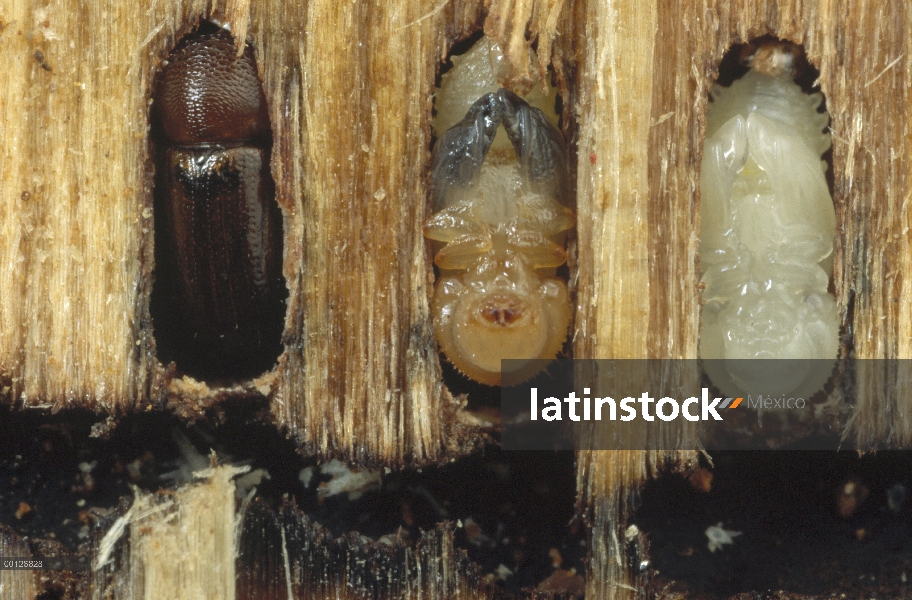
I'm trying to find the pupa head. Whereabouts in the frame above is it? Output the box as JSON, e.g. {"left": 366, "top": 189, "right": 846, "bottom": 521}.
{"left": 432, "top": 261, "right": 570, "bottom": 386}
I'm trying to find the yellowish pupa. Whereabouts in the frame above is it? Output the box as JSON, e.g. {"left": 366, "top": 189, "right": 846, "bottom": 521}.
{"left": 425, "top": 37, "right": 574, "bottom": 386}
{"left": 699, "top": 42, "right": 838, "bottom": 398}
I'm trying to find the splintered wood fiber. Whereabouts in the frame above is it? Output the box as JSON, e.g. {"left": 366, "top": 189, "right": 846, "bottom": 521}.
{"left": 92, "top": 465, "right": 243, "bottom": 600}
{"left": 0, "top": 1, "right": 153, "bottom": 407}
{"left": 0, "top": 0, "right": 570, "bottom": 465}
{"left": 269, "top": 0, "right": 460, "bottom": 464}
{"left": 87, "top": 467, "right": 495, "bottom": 599}
{"left": 0, "top": 0, "right": 279, "bottom": 409}
{"left": 236, "top": 502, "right": 493, "bottom": 599}
{"left": 0, "top": 529, "right": 38, "bottom": 599}
{"left": 569, "top": 0, "right": 910, "bottom": 598}
{"left": 646, "top": 0, "right": 910, "bottom": 448}
{"left": 270, "top": 0, "right": 568, "bottom": 463}
{"left": 564, "top": 0, "right": 699, "bottom": 596}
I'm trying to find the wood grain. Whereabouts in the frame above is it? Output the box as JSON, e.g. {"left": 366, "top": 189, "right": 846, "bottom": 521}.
{"left": 568, "top": 0, "right": 911, "bottom": 596}
{"left": 1, "top": 0, "right": 910, "bottom": 597}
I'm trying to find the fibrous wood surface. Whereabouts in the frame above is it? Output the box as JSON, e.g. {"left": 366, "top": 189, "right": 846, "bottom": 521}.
{"left": 1, "top": 0, "right": 910, "bottom": 598}
{"left": 568, "top": 0, "right": 910, "bottom": 596}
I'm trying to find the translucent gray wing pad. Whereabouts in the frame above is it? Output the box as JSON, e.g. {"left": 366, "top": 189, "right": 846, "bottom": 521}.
{"left": 430, "top": 89, "right": 568, "bottom": 211}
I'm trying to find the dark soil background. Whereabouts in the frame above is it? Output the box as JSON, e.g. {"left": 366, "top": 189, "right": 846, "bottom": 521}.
{"left": 3, "top": 382, "right": 912, "bottom": 599}
{"left": 636, "top": 450, "right": 912, "bottom": 599}
{"left": 0, "top": 398, "right": 582, "bottom": 597}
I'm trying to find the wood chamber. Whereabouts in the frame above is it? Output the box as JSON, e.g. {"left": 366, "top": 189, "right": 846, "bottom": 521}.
{"left": 0, "top": 0, "right": 908, "bottom": 597}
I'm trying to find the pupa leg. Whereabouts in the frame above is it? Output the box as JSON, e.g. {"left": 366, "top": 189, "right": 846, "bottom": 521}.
{"left": 429, "top": 92, "right": 502, "bottom": 211}
{"left": 498, "top": 89, "right": 568, "bottom": 203}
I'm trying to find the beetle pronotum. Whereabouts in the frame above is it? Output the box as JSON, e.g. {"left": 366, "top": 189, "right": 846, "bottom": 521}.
{"left": 150, "top": 21, "right": 286, "bottom": 381}
{"left": 425, "top": 36, "right": 574, "bottom": 386}
{"left": 699, "top": 41, "right": 837, "bottom": 398}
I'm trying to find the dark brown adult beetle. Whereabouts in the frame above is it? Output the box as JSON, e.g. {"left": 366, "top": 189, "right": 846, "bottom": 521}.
{"left": 150, "top": 21, "right": 286, "bottom": 381}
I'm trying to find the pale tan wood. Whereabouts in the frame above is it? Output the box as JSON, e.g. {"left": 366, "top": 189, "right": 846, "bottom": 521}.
{"left": 87, "top": 464, "right": 494, "bottom": 599}
{"left": 641, "top": 0, "right": 911, "bottom": 447}
{"left": 0, "top": 568, "right": 37, "bottom": 599}
{"left": 0, "top": 0, "right": 432, "bottom": 462}
{"left": 0, "top": 1, "right": 567, "bottom": 597}
{"left": 564, "top": 0, "right": 700, "bottom": 596}
{"left": 2, "top": 0, "right": 911, "bottom": 597}
{"left": 827, "top": 2, "right": 912, "bottom": 447}
{"left": 0, "top": 0, "right": 155, "bottom": 406}
{"left": 268, "top": 0, "right": 450, "bottom": 463}
{"left": 568, "top": 0, "right": 912, "bottom": 596}
{"left": 236, "top": 507, "right": 494, "bottom": 599}
{"left": 267, "top": 0, "right": 566, "bottom": 463}
{"left": 92, "top": 464, "right": 243, "bottom": 600}
{"left": 0, "top": 0, "right": 576, "bottom": 465}
{"left": 0, "top": 530, "right": 38, "bottom": 599}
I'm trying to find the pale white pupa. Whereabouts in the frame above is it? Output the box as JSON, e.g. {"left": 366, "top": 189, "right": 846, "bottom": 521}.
{"left": 425, "top": 36, "right": 573, "bottom": 386}
{"left": 699, "top": 43, "right": 838, "bottom": 399}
